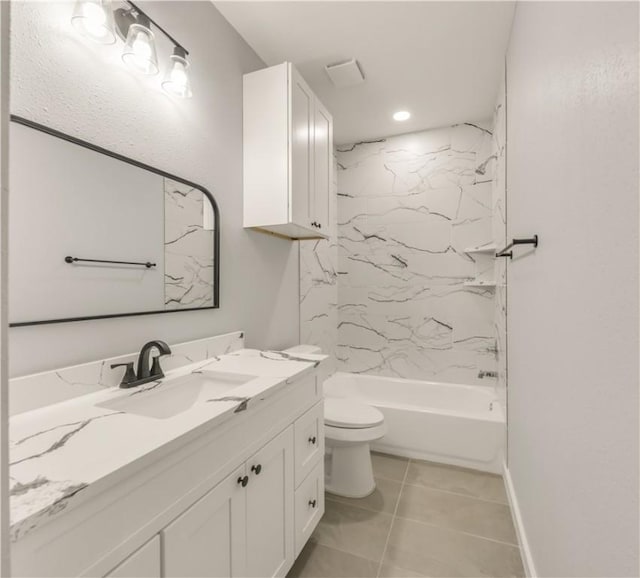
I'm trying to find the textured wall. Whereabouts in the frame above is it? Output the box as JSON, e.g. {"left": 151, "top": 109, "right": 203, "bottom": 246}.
{"left": 506, "top": 2, "right": 638, "bottom": 576}
{"left": 9, "top": 1, "right": 299, "bottom": 377}
{"left": 335, "top": 123, "right": 498, "bottom": 385}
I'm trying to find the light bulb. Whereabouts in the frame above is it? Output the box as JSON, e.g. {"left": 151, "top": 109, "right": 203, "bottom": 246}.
{"left": 71, "top": 0, "right": 116, "bottom": 44}
{"left": 393, "top": 111, "right": 411, "bottom": 122}
{"left": 122, "top": 15, "right": 158, "bottom": 76}
{"left": 162, "top": 46, "right": 192, "bottom": 98}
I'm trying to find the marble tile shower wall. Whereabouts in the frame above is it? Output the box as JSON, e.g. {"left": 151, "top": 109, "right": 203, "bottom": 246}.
{"left": 492, "top": 78, "right": 507, "bottom": 405}
{"left": 164, "top": 178, "right": 215, "bottom": 310}
{"left": 335, "top": 123, "right": 498, "bottom": 385}
{"left": 299, "top": 158, "right": 339, "bottom": 372}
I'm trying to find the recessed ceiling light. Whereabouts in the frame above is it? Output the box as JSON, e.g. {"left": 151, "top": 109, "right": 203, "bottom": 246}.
{"left": 393, "top": 110, "right": 411, "bottom": 121}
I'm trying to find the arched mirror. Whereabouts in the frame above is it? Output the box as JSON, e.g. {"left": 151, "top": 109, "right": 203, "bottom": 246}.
{"left": 9, "top": 116, "right": 220, "bottom": 326}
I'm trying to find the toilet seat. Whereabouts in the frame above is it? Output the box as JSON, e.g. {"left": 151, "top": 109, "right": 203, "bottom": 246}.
{"left": 324, "top": 397, "right": 384, "bottom": 429}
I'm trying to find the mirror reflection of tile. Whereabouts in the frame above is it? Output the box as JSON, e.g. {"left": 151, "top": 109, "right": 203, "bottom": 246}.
{"left": 164, "top": 178, "right": 215, "bottom": 310}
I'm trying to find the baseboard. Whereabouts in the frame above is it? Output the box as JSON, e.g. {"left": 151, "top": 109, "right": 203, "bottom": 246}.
{"left": 503, "top": 462, "right": 537, "bottom": 578}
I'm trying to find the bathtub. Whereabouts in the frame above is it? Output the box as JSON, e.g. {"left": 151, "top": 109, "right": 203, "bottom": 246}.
{"left": 323, "top": 372, "right": 505, "bottom": 474}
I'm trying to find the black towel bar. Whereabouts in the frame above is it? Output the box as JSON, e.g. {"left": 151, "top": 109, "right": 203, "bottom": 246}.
{"left": 64, "top": 256, "right": 156, "bottom": 269}
{"left": 496, "top": 235, "right": 539, "bottom": 259}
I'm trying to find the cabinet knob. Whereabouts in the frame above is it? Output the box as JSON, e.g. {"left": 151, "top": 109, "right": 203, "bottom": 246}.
{"left": 318, "top": 223, "right": 322, "bottom": 229}
{"left": 308, "top": 436, "right": 317, "bottom": 445}
{"left": 237, "top": 475, "right": 249, "bottom": 487}
{"left": 308, "top": 499, "right": 317, "bottom": 508}
{"left": 251, "top": 464, "right": 262, "bottom": 475}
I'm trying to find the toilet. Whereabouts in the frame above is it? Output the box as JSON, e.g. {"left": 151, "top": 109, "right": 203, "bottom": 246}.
{"left": 284, "top": 345, "right": 386, "bottom": 498}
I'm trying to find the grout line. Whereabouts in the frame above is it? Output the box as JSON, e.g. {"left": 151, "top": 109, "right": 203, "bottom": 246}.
{"left": 400, "top": 480, "right": 510, "bottom": 506}
{"left": 375, "top": 458, "right": 411, "bottom": 577}
{"left": 389, "top": 512, "right": 521, "bottom": 548}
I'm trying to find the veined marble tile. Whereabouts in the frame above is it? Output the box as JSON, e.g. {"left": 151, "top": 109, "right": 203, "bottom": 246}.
{"left": 164, "top": 178, "right": 215, "bottom": 310}
{"left": 492, "top": 77, "right": 508, "bottom": 404}
{"left": 335, "top": 122, "right": 499, "bottom": 386}
{"left": 10, "top": 332, "right": 245, "bottom": 416}
{"left": 299, "top": 158, "right": 339, "bottom": 368}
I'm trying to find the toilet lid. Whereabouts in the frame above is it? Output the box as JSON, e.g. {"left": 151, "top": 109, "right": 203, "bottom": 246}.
{"left": 324, "top": 398, "right": 384, "bottom": 429}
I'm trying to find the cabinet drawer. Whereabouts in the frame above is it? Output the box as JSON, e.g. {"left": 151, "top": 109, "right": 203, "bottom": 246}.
{"left": 294, "top": 461, "right": 324, "bottom": 557}
{"left": 294, "top": 401, "right": 324, "bottom": 487}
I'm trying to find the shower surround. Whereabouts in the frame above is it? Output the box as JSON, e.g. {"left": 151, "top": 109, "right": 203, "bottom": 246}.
{"left": 336, "top": 123, "right": 497, "bottom": 385}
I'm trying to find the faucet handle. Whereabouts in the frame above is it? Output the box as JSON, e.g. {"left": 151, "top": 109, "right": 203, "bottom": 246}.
{"left": 110, "top": 362, "right": 138, "bottom": 388}
{"left": 150, "top": 356, "right": 165, "bottom": 380}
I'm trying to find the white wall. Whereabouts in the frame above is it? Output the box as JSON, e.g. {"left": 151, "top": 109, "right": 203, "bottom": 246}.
{"left": 9, "top": 1, "right": 299, "bottom": 377}
{"left": 506, "top": 2, "right": 638, "bottom": 576}
{"left": 0, "top": 1, "right": 10, "bottom": 572}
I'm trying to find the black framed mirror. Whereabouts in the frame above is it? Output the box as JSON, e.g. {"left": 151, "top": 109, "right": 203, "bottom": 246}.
{"left": 9, "top": 116, "right": 220, "bottom": 327}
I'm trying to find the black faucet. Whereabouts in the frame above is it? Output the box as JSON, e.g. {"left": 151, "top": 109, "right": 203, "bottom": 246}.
{"left": 111, "top": 340, "right": 172, "bottom": 388}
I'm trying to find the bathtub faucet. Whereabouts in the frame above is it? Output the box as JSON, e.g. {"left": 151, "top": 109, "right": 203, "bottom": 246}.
{"left": 478, "top": 370, "right": 498, "bottom": 379}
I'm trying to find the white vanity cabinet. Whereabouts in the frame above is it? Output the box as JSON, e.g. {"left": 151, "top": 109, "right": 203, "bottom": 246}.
{"left": 12, "top": 372, "right": 324, "bottom": 578}
{"left": 163, "top": 423, "right": 298, "bottom": 578}
{"left": 162, "top": 465, "right": 247, "bottom": 578}
{"left": 104, "top": 536, "right": 161, "bottom": 578}
{"left": 243, "top": 62, "right": 333, "bottom": 240}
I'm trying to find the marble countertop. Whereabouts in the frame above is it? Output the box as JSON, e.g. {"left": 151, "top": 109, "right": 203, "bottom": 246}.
{"left": 9, "top": 349, "right": 325, "bottom": 542}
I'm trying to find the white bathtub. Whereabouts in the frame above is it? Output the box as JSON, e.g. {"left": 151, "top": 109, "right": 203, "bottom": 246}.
{"left": 323, "top": 372, "right": 505, "bottom": 474}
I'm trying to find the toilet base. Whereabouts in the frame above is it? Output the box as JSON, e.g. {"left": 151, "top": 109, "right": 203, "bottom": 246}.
{"left": 325, "top": 441, "right": 376, "bottom": 498}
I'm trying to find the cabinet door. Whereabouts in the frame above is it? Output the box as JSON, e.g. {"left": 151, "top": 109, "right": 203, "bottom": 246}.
{"left": 163, "top": 466, "right": 247, "bottom": 578}
{"left": 104, "top": 536, "right": 161, "bottom": 578}
{"left": 313, "top": 99, "right": 332, "bottom": 233}
{"left": 290, "top": 65, "right": 314, "bottom": 230}
{"left": 246, "top": 426, "right": 295, "bottom": 578}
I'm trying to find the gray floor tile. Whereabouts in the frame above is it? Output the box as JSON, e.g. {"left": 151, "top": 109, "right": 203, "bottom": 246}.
{"left": 312, "top": 500, "right": 394, "bottom": 562}
{"left": 287, "top": 540, "right": 378, "bottom": 578}
{"left": 327, "top": 477, "right": 403, "bottom": 514}
{"left": 384, "top": 517, "right": 525, "bottom": 578}
{"left": 372, "top": 452, "right": 409, "bottom": 482}
{"left": 396, "top": 484, "right": 518, "bottom": 544}
{"left": 378, "top": 562, "right": 426, "bottom": 577}
{"left": 405, "top": 460, "right": 508, "bottom": 504}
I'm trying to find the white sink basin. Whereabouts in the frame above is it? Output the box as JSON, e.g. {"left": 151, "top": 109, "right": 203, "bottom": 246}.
{"left": 97, "top": 370, "right": 257, "bottom": 419}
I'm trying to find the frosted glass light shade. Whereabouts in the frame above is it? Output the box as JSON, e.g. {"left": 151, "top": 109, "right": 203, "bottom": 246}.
{"left": 122, "top": 19, "right": 158, "bottom": 76}
{"left": 162, "top": 47, "right": 192, "bottom": 98}
{"left": 71, "top": 0, "right": 116, "bottom": 45}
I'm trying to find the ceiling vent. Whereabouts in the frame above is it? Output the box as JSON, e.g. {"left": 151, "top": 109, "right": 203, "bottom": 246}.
{"left": 325, "top": 59, "right": 365, "bottom": 88}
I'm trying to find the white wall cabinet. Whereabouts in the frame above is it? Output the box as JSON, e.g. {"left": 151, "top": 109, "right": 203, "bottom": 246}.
{"left": 243, "top": 62, "right": 333, "bottom": 240}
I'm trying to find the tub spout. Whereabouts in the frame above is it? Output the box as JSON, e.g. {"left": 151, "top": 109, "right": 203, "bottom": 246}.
{"left": 478, "top": 370, "right": 498, "bottom": 379}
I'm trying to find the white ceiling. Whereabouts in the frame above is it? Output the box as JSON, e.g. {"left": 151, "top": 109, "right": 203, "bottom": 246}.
{"left": 215, "top": 1, "right": 515, "bottom": 144}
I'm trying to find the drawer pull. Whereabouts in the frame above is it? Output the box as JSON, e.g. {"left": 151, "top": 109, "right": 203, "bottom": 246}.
{"left": 308, "top": 499, "right": 317, "bottom": 508}
{"left": 308, "top": 436, "right": 317, "bottom": 445}
{"left": 237, "top": 475, "right": 249, "bottom": 487}
{"left": 251, "top": 464, "right": 262, "bottom": 475}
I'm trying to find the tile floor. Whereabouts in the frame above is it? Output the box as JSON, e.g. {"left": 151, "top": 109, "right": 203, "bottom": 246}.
{"left": 288, "top": 453, "right": 525, "bottom": 578}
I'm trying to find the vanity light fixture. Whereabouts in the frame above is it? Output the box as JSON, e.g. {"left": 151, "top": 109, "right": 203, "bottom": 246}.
{"left": 121, "top": 12, "right": 159, "bottom": 75}
{"left": 71, "top": 0, "right": 116, "bottom": 45}
{"left": 393, "top": 110, "right": 411, "bottom": 122}
{"left": 71, "top": 0, "right": 193, "bottom": 96}
{"left": 162, "top": 46, "right": 193, "bottom": 98}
